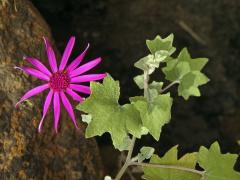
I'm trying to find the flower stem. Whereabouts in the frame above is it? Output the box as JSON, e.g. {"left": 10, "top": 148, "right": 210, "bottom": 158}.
{"left": 129, "top": 162, "right": 205, "bottom": 176}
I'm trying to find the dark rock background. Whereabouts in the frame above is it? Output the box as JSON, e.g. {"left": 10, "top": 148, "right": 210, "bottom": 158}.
{"left": 31, "top": 0, "right": 240, "bottom": 177}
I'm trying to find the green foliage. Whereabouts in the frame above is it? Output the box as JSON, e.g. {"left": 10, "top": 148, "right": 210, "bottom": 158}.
{"left": 162, "top": 48, "right": 209, "bottom": 99}
{"left": 134, "top": 74, "right": 144, "bottom": 89}
{"left": 137, "top": 146, "right": 155, "bottom": 163}
{"left": 77, "top": 75, "right": 143, "bottom": 150}
{"left": 78, "top": 74, "right": 172, "bottom": 149}
{"left": 146, "top": 34, "right": 176, "bottom": 55}
{"left": 130, "top": 93, "right": 172, "bottom": 140}
{"left": 178, "top": 71, "right": 209, "bottom": 99}
{"left": 74, "top": 33, "right": 236, "bottom": 180}
{"left": 142, "top": 145, "right": 200, "bottom": 180}
{"left": 142, "top": 142, "right": 240, "bottom": 180}
{"left": 149, "top": 81, "right": 164, "bottom": 100}
{"left": 134, "top": 34, "right": 176, "bottom": 74}
{"left": 198, "top": 142, "right": 240, "bottom": 180}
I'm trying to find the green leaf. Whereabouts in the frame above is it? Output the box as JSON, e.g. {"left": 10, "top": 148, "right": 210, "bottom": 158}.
{"left": 149, "top": 81, "right": 164, "bottom": 100}
{"left": 149, "top": 81, "right": 164, "bottom": 92}
{"left": 163, "top": 60, "right": 191, "bottom": 82}
{"left": 198, "top": 141, "right": 240, "bottom": 180}
{"left": 162, "top": 48, "right": 209, "bottom": 100}
{"left": 134, "top": 74, "right": 144, "bottom": 89}
{"left": 77, "top": 75, "right": 143, "bottom": 150}
{"left": 134, "top": 34, "right": 176, "bottom": 74}
{"left": 138, "top": 146, "right": 155, "bottom": 163}
{"left": 146, "top": 34, "right": 176, "bottom": 55}
{"left": 143, "top": 146, "right": 201, "bottom": 180}
{"left": 134, "top": 54, "right": 155, "bottom": 73}
{"left": 131, "top": 93, "right": 172, "bottom": 140}
{"left": 134, "top": 54, "right": 163, "bottom": 74}
{"left": 178, "top": 48, "right": 208, "bottom": 71}
{"left": 178, "top": 71, "right": 209, "bottom": 100}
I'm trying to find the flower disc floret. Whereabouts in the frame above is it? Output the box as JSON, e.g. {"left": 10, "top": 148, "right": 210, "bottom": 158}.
{"left": 49, "top": 71, "right": 70, "bottom": 91}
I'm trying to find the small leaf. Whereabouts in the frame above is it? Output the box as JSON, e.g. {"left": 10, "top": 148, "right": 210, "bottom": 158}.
{"left": 198, "top": 141, "right": 240, "bottom": 180}
{"left": 146, "top": 34, "right": 176, "bottom": 55}
{"left": 134, "top": 54, "right": 155, "bottom": 72}
{"left": 149, "top": 81, "right": 163, "bottom": 92}
{"left": 131, "top": 93, "right": 172, "bottom": 140}
{"left": 143, "top": 145, "right": 201, "bottom": 180}
{"left": 162, "top": 48, "right": 209, "bottom": 100}
{"left": 81, "top": 114, "right": 92, "bottom": 124}
{"left": 178, "top": 71, "right": 209, "bottom": 100}
{"left": 149, "top": 81, "right": 164, "bottom": 100}
{"left": 138, "top": 146, "right": 155, "bottom": 163}
{"left": 134, "top": 74, "right": 144, "bottom": 89}
{"left": 134, "top": 34, "right": 176, "bottom": 74}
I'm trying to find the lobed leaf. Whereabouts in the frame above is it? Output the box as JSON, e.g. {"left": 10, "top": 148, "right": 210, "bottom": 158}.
{"left": 198, "top": 142, "right": 240, "bottom": 180}
{"left": 134, "top": 34, "right": 176, "bottom": 74}
{"left": 142, "top": 146, "right": 201, "bottom": 180}
{"left": 130, "top": 93, "right": 172, "bottom": 140}
{"left": 162, "top": 48, "right": 209, "bottom": 100}
{"left": 146, "top": 34, "right": 176, "bottom": 55}
{"left": 138, "top": 146, "right": 155, "bottom": 163}
{"left": 77, "top": 75, "right": 143, "bottom": 150}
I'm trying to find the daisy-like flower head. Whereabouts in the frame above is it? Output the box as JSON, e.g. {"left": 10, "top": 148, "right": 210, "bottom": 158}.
{"left": 15, "top": 36, "right": 106, "bottom": 133}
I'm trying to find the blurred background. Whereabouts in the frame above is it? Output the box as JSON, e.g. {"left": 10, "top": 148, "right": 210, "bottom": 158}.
{"left": 31, "top": 0, "right": 240, "bottom": 176}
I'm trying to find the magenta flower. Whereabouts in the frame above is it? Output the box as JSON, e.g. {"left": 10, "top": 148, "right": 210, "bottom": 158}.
{"left": 16, "top": 36, "right": 106, "bottom": 132}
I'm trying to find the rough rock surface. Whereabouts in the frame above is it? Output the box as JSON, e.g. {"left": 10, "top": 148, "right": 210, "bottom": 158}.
{"left": 0, "top": 0, "right": 103, "bottom": 179}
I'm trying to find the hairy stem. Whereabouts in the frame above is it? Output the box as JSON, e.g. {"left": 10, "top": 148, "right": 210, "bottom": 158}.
{"left": 114, "top": 160, "right": 130, "bottom": 180}
{"left": 130, "top": 162, "right": 205, "bottom": 176}
{"left": 143, "top": 70, "right": 150, "bottom": 101}
{"left": 126, "top": 137, "right": 136, "bottom": 161}
{"left": 115, "top": 137, "right": 136, "bottom": 180}
{"left": 115, "top": 70, "right": 150, "bottom": 180}
{"left": 160, "top": 80, "right": 179, "bottom": 94}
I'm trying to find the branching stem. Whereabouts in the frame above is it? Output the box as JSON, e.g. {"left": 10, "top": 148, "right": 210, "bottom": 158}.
{"left": 115, "top": 70, "right": 150, "bottom": 180}
{"left": 129, "top": 162, "right": 205, "bottom": 176}
{"left": 115, "top": 137, "right": 136, "bottom": 180}
{"left": 114, "top": 72, "right": 193, "bottom": 180}
{"left": 160, "top": 80, "right": 179, "bottom": 94}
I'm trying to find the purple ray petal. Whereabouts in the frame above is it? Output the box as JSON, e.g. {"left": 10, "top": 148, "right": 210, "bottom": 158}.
{"left": 24, "top": 57, "right": 52, "bottom": 76}
{"left": 70, "top": 73, "right": 107, "bottom": 83}
{"left": 15, "top": 66, "right": 50, "bottom": 81}
{"left": 38, "top": 90, "right": 53, "bottom": 132}
{"left": 53, "top": 92, "right": 60, "bottom": 133}
{"left": 69, "top": 57, "right": 102, "bottom": 78}
{"left": 43, "top": 37, "right": 58, "bottom": 73}
{"left": 60, "top": 91, "right": 78, "bottom": 129}
{"left": 67, "top": 43, "right": 90, "bottom": 72}
{"left": 16, "top": 84, "right": 49, "bottom": 107}
{"left": 59, "top": 36, "right": 75, "bottom": 71}
{"left": 65, "top": 88, "right": 84, "bottom": 102}
{"left": 69, "top": 84, "right": 91, "bottom": 94}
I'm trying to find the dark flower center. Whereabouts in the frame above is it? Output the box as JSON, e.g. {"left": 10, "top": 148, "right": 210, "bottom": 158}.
{"left": 49, "top": 71, "right": 70, "bottom": 91}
